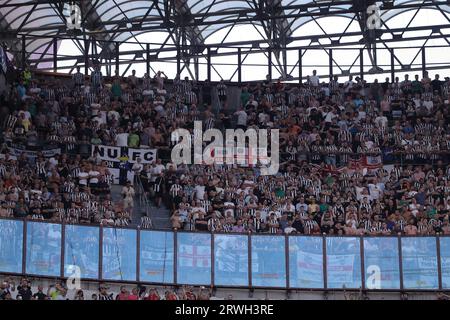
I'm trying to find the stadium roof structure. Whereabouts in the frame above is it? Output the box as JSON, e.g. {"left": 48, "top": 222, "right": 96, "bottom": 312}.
{"left": 1, "top": 0, "right": 450, "bottom": 82}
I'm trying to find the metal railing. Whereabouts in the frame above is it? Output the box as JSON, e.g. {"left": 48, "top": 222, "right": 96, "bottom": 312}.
{"left": 134, "top": 175, "right": 153, "bottom": 229}
{"left": 0, "top": 217, "right": 449, "bottom": 292}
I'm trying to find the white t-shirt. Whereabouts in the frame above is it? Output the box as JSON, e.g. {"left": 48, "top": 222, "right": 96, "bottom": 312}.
{"left": 368, "top": 184, "right": 381, "bottom": 200}
{"left": 324, "top": 111, "right": 337, "bottom": 123}
{"left": 413, "top": 98, "right": 422, "bottom": 108}
{"left": 423, "top": 100, "right": 433, "bottom": 111}
{"left": 355, "top": 186, "right": 365, "bottom": 201}
{"left": 132, "top": 163, "right": 143, "bottom": 173}
{"left": 115, "top": 133, "right": 129, "bottom": 147}
{"left": 153, "top": 164, "right": 165, "bottom": 174}
{"left": 375, "top": 116, "right": 388, "bottom": 128}
{"left": 235, "top": 111, "right": 248, "bottom": 126}
{"left": 108, "top": 110, "right": 120, "bottom": 121}
{"left": 78, "top": 171, "right": 89, "bottom": 185}
{"left": 258, "top": 112, "right": 268, "bottom": 124}
{"left": 296, "top": 203, "right": 308, "bottom": 212}
{"left": 122, "top": 186, "right": 135, "bottom": 200}
{"left": 284, "top": 226, "right": 296, "bottom": 234}
{"left": 89, "top": 170, "right": 100, "bottom": 184}
{"left": 309, "top": 75, "right": 320, "bottom": 87}
{"left": 344, "top": 80, "right": 354, "bottom": 93}
{"left": 194, "top": 185, "right": 206, "bottom": 200}
{"left": 409, "top": 203, "right": 420, "bottom": 216}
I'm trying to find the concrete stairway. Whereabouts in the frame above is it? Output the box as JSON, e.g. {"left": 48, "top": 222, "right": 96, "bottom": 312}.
{"left": 109, "top": 185, "right": 172, "bottom": 229}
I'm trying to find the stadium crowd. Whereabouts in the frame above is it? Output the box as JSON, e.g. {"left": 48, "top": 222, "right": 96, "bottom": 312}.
{"left": 0, "top": 64, "right": 449, "bottom": 236}
{"left": 0, "top": 276, "right": 217, "bottom": 300}
{"left": 1, "top": 276, "right": 450, "bottom": 300}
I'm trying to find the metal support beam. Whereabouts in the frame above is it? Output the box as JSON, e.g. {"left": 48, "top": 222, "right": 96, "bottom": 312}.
{"left": 211, "top": 233, "right": 215, "bottom": 287}
{"left": 21, "top": 221, "right": 27, "bottom": 275}
{"left": 360, "top": 48, "right": 364, "bottom": 81}
{"left": 146, "top": 43, "right": 150, "bottom": 76}
{"left": 98, "top": 225, "right": 103, "bottom": 281}
{"left": 268, "top": 48, "right": 272, "bottom": 81}
{"left": 136, "top": 229, "right": 140, "bottom": 283}
{"left": 437, "top": 236, "right": 443, "bottom": 290}
{"left": 60, "top": 223, "right": 65, "bottom": 278}
{"left": 329, "top": 49, "right": 333, "bottom": 82}
{"left": 285, "top": 234, "right": 290, "bottom": 289}
{"left": 84, "top": 39, "right": 89, "bottom": 75}
{"left": 194, "top": 56, "right": 199, "bottom": 81}
{"left": 238, "top": 47, "right": 242, "bottom": 84}
{"left": 322, "top": 235, "right": 327, "bottom": 289}
{"left": 248, "top": 233, "right": 252, "bottom": 288}
{"left": 115, "top": 42, "right": 120, "bottom": 75}
{"left": 391, "top": 48, "right": 395, "bottom": 82}
{"left": 422, "top": 47, "right": 427, "bottom": 78}
{"left": 298, "top": 49, "right": 302, "bottom": 83}
{"left": 53, "top": 38, "right": 58, "bottom": 73}
{"left": 21, "top": 35, "right": 26, "bottom": 70}
{"left": 398, "top": 236, "right": 404, "bottom": 291}
{"left": 177, "top": 46, "right": 181, "bottom": 77}
{"left": 360, "top": 236, "right": 365, "bottom": 290}
{"left": 174, "top": 229, "right": 178, "bottom": 285}
{"left": 207, "top": 47, "right": 211, "bottom": 81}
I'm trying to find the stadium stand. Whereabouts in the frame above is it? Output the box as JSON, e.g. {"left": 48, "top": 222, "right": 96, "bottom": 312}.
{"left": 1, "top": 68, "right": 449, "bottom": 236}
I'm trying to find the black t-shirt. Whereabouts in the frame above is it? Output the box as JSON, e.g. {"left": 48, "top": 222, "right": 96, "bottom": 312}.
{"left": 212, "top": 198, "right": 223, "bottom": 210}
{"left": 32, "top": 291, "right": 47, "bottom": 300}
{"left": 205, "top": 184, "right": 215, "bottom": 194}
{"left": 195, "top": 218, "right": 209, "bottom": 231}
{"left": 62, "top": 198, "right": 72, "bottom": 210}
{"left": 431, "top": 79, "right": 442, "bottom": 93}
{"left": 202, "top": 85, "right": 212, "bottom": 98}
{"left": 17, "top": 285, "right": 32, "bottom": 300}
{"left": 41, "top": 204, "right": 54, "bottom": 220}
{"left": 0, "top": 289, "right": 10, "bottom": 300}
{"left": 292, "top": 219, "right": 304, "bottom": 233}
{"left": 58, "top": 165, "right": 69, "bottom": 178}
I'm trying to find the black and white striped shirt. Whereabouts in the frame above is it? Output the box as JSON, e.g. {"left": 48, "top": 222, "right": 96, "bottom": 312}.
{"left": 91, "top": 71, "right": 103, "bottom": 87}
{"left": 185, "top": 91, "right": 197, "bottom": 105}
{"left": 72, "top": 72, "right": 84, "bottom": 86}
{"left": 4, "top": 115, "right": 17, "bottom": 129}
{"left": 170, "top": 184, "right": 183, "bottom": 197}
{"left": 217, "top": 83, "right": 227, "bottom": 97}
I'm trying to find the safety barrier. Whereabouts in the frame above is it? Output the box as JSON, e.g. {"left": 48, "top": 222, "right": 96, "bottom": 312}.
{"left": 0, "top": 217, "right": 448, "bottom": 291}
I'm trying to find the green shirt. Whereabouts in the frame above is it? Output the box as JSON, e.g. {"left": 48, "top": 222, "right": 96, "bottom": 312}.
{"left": 240, "top": 91, "right": 250, "bottom": 107}
{"left": 23, "top": 70, "right": 32, "bottom": 85}
{"left": 90, "top": 137, "right": 102, "bottom": 145}
{"left": 275, "top": 188, "right": 285, "bottom": 198}
{"left": 426, "top": 207, "right": 437, "bottom": 218}
{"left": 325, "top": 176, "right": 334, "bottom": 186}
{"left": 411, "top": 80, "right": 423, "bottom": 93}
{"left": 319, "top": 203, "right": 329, "bottom": 212}
{"left": 111, "top": 83, "right": 122, "bottom": 97}
{"left": 128, "top": 133, "right": 140, "bottom": 148}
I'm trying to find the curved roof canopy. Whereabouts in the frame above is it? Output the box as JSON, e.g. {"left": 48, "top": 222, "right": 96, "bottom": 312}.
{"left": 1, "top": 1, "right": 449, "bottom": 48}
{"left": 1, "top": 0, "right": 450, "bottom": 80}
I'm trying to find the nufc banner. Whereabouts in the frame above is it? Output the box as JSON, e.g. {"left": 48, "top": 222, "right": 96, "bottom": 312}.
{"left": 0, "top": 143, "right": 157, "bottom": 185}
{"left": 91, "top": 145, "right": 157, "bottom": 164}
{"left": 91, "top": 145, "right": 157, "bottom": 184}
